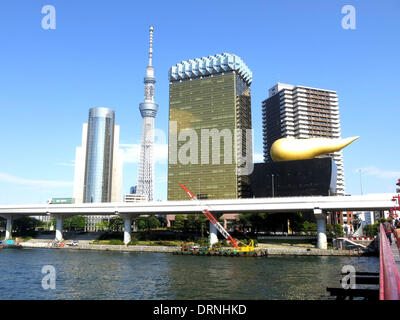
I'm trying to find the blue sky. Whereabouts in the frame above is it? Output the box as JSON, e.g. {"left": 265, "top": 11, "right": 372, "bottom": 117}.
{"left": 0, "top": 0, "right": 399, "bottom": 204}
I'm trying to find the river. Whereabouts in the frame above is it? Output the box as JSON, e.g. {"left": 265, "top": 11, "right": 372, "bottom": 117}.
{"left": 0, "top": 248, "right": 379, "bottom": 300}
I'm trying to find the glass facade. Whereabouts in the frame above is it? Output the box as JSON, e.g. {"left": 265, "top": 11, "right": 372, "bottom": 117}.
{"left": 168, "top": 71, "right": 252, "bottom": 200}
{"left": 83, "top": 107, "right": 115, "bottom": 203}
{"left": 251, "top": 158, "right": 337, "bottom": 197}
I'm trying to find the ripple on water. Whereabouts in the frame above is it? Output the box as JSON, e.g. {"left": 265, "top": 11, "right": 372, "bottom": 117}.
{"left": 0, "top": 249, "right": 379, "bottom": 300}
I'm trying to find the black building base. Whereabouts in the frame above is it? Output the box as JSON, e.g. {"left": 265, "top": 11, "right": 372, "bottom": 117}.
{"left": 250, "top": 158, "right": 337, "bottom": 198}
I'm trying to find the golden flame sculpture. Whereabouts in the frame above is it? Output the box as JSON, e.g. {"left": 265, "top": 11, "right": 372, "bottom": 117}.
{"left": 270, "top": 136, "right": 359, "bottom": 162}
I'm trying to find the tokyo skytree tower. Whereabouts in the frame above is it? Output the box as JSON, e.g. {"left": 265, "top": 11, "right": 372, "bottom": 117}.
{"left": 137, "top": 26, "right": 158, "bottom": 201}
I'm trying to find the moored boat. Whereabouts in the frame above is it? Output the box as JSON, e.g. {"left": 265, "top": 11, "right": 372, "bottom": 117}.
{"left": 1, "top": 240, "right": 22, "bottom": 249}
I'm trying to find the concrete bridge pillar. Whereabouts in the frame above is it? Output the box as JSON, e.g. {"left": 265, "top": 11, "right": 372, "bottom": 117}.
{"left": 314, "top": 209, "right": 327, "bottom": 250}
{"left": 5, "top": 216, "right": 13, "bottom": 240}
{"left": 123, "top": 217, "right": 132, "bottom": 245}
{"left": 55, "top": 216, "right": 64, "bottom": 242}
{"left": 209, "top": 223, "right": 218, "bottom": 247}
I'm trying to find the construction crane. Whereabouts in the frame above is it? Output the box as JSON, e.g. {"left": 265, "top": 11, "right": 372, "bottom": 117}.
{"left": 179, "top": 184, "right": 254, "bottom": 252}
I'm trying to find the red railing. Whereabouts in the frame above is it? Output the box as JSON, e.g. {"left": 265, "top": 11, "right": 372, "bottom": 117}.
{"left": 379, "top": 224, "right": 400, "bottom": 300}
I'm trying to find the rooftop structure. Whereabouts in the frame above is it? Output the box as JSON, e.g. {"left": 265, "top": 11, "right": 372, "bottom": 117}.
{"left": 169, "top": 53, "right": 252, "bottom": 86}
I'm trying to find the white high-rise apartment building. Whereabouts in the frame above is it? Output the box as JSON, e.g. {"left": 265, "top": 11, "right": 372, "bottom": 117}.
{"left": 262, "top": 83, "right": 345, "bottom": 195}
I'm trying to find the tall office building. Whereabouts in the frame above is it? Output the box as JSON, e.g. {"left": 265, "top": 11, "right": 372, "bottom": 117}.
{"left": 167, "top": 53, "right": 253, "bottom": 201}
{"left": 73, "top": 107, "right": 123, "bottom": 230}
{"left": 136, "top": 26, "right": 158, "bottom": 201}
{"left": 262, "top": 83, "right": 345, "bottom": 195}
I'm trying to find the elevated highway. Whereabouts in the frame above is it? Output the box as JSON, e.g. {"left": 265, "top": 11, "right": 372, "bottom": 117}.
{"left": 0, "top": 193, "right": 395, "bottom": 249}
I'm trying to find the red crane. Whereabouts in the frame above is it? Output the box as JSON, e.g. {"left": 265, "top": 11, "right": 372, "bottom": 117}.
{"left": 178, "top": 184, "right": 239, "bottom": 249}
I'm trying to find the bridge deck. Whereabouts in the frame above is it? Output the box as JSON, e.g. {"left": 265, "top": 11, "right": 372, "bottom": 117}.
{"left": 379, "top": 225, "right": 400, "bottom": 300}
{"left": 391, "top": 236, "right": 400, "bottom": 276}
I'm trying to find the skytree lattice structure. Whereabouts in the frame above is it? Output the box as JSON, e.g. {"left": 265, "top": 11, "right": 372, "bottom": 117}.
{"left": 137, "top": 26, "right": 158, "bottom": 201}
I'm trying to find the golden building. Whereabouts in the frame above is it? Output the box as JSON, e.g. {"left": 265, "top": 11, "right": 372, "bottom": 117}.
{"left": 167, "top": 53, "right": 253, "bottom": 201}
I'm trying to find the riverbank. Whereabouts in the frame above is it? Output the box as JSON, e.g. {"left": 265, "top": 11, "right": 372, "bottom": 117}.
{"left": 20, "top": 241, "right": 177, "bottom": 253}
{"left": 19, "top": 241, "right": 363, "bottom": 256}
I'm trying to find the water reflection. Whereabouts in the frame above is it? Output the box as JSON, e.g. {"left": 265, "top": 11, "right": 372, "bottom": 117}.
{"left": 0, "top": 249, "right": 379, "bottom": 300}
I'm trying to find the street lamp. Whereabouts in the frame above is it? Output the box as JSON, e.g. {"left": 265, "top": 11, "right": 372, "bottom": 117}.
{"left": 272, "top": 174, "right": 275, "bottom": 198}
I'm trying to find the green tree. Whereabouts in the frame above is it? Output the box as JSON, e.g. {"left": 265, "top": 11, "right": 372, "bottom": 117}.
{"left": 174, "top": 215, "right": 185, "bottom": 231}
{"left": 238, "top": 213, "right": 252, "bottom": 231}
{"left": 63, "top": 216, "right": 86, "bottom": 232}
{"left": 109, "top": 216, "right": 124, "bottom": 231}
{"left": 95, "top": 220, "right": 110, "bottom": 231}
{"left": 327, "top": 224, "right": 333, "bottom": 236}
{"left": 44, "top": 221, "right": 53, "bottom": 231}
{"left": 186, "top": 214, "right": 197, "bottom": 232}
{"left": 195, "top": 214, "right": 207, "bottom": 238}
{"left": 333, "top": 224, "right": 344, "bottom": 237}
{"left": 137, "top": 218, "right": 147, "bottom": 231}
{"left": 13, "top": 217, "right": 44, "bottom": 234}
{"left": 363, "top": 222, "right": 380, "bottom": 237}
{"left": 327, "top": 224, "right": 344, "bottom": 237}
{"left": 303, "top": 221, "right": 317, "bottom": 234}
{"left": 287, "top": 213, "right": 305, "bottom": 233}
{"left": 147, "top": 216, "right": 161, "bottom": 229}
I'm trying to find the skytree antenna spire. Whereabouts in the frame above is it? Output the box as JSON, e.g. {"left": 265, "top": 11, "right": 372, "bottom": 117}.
{"left": 137, "top": 26, "right": 158, "bottom": 201}
{"left": 148, "top": 26, "right": 153, "bottom": 66}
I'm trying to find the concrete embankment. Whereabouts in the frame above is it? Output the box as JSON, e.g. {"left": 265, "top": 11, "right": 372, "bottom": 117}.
{"left": 20, "top": 241, "right": 177, "bottom": 253}
{"left": 20, "top": 241, "right": 363, "bottom": 256}
{"left": 264, "top": 247, "right": 362, "bottom": 256}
